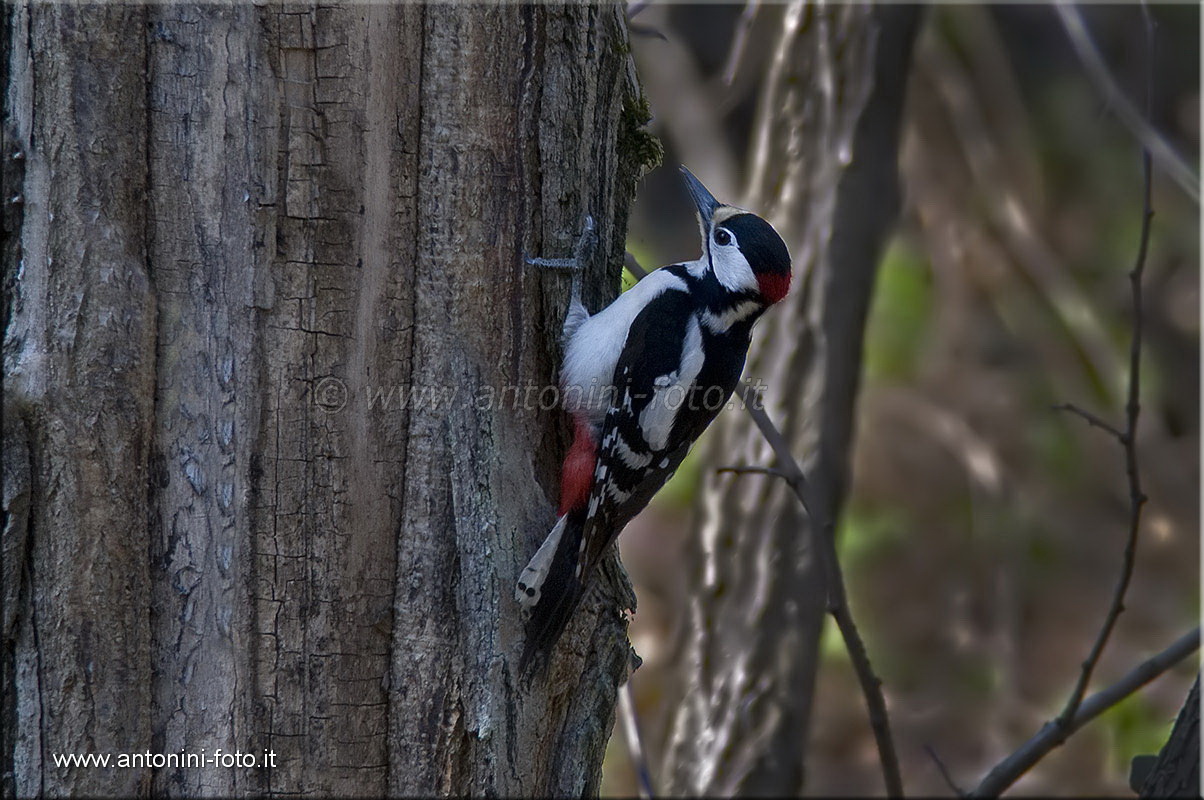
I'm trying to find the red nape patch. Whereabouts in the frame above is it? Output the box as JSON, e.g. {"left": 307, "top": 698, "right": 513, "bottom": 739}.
{"left": 558, "top": 418, "right": 597, "bottom": 515}
{"left": 758, "top": 272, "right": 792, "bottom": 305}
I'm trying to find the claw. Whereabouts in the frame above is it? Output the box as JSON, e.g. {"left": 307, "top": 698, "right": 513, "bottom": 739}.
{"left": 526, "top": 215, "right": 597, "bottom": 272}
{"left": 573, "top": 215, "right": 597, "bottom": 263}
{"left": 525, "top": 256, "right": 581, "bottom": 270}
{"left": 527, "top": 215, "right": 597, "bottom": 310}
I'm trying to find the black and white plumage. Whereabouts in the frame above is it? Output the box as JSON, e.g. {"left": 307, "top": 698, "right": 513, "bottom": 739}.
{"left": 517, "top": 167, "right": 792, "bottom": 673}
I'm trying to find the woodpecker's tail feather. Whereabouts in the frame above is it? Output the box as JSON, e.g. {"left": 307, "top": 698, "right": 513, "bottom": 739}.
{"left": 518, "top": 509, "right": 591, "bottom": 676}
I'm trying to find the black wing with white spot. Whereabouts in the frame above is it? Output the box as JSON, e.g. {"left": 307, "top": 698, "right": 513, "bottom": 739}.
{"left": 575, "top": 288, "right": 710, "bottom": 576}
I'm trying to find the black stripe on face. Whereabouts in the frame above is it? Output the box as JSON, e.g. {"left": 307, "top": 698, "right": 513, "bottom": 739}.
{"left": 666, "top": 263, "right": 762, "bottom": 316}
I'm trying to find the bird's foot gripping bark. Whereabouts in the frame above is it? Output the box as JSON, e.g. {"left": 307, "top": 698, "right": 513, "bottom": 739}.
{"left": 525, "top": 215, "right": 596, "bottom": 311}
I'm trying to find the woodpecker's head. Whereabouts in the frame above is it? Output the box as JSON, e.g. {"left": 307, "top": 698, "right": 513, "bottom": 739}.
{"left": 681, "top": 166, "right": 792, "bottom": 305}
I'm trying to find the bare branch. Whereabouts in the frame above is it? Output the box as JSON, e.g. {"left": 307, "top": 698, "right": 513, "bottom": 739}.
{"left": 720, "top": 0, "right": 761, "bottom": 86}
{"left": 1051, "top": 403, "right": 1125, "bottom": 442}
{"left": 925, "top": 744, "right": 967, "bottom": 798}
{"left": 1055, "top": 2, "right": 1199, "bottom": 202}
{"left": 725, "top": 383, "right": 905, "bottom": 798}
{"left": 922, "top": 33, "right": 1125, "bottom": 397}
{"left": 1054, "top": 2, "right": 1156, "bottom": 733}
{"left": 626, "top": 0, "right": 651, "bottom": 20}
{"left": 970, "top": 627, "right": 1201, "bottom": 797}
{"left": 628, "top": 254, "right": 903, "bottom": 797}
{"left": 618, "top": 679, "right": 655, "bottom": 799}
{"left": 715, "top": 465, "right": 788, "bottom": 480}
{"left": 974, "top": 10, "right": 1174, "bottom": 795}
{"left": 624, "top": 251, "right": 650, "bottom": 280}
{"left": 629, "top": 5, "right": 739, "bottom": 199}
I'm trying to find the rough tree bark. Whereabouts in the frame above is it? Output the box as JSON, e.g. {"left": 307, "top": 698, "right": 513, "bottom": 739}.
{"left": 1139, "top": 676, "right": 1200, "bottom": 798}
{"left": 2, "top": 3, "right": 657, "bottom": 796}
{"left": 663, "top": 4, "right": 919, "bottom": 795}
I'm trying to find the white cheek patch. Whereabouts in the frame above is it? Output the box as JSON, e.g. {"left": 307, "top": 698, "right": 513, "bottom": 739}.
{"left": 637, "top": 317, "right": 705, "bottom": 451}
{"left": 711, "top": 245, "right": 759, "bottom": 295}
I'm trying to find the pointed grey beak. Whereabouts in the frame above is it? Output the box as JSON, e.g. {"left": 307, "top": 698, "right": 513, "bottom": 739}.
{"left": 680, "top": 166, "right": 720, "bottom": 224}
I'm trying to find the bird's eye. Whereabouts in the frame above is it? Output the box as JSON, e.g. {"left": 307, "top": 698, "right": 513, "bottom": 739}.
{"left": 714, "top": 229, "right": 732, "bottom": 246}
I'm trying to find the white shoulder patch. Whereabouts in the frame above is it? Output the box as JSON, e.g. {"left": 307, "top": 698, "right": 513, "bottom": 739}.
{"left": 561, "top": 268, "right": 688, "bottom": 427}
{"left": 637, "top": 316, "right": 705, "bottom": 451}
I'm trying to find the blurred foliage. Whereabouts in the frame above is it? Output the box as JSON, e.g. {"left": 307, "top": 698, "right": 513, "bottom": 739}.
{"left": 1101, "top": 691, "right": 1177, "bottom": 777}
{"left": 819, "top": 616, "right": 850, "bottom": 665}
{"left": 619, "top": 266, "right": 640, "bottom": 293}
{"left": 1025, "top": 412, "right": 1084, "bottom": 490}
{"left": 654, "top": 443, "right": 703, "bottom": 511}
{"left": 836, "top": 501, "right": 911, "bottom": 569}
{"left": 614, "top": 3, "right": 1198, "bottom": 797}
{"left": 621, "top": 239, "right": 657, "bottom": 292}
{"left": 863, "top": 241, "right": 934, "bottom": 382}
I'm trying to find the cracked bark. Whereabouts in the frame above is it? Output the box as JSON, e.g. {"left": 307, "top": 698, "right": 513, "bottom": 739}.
{"left": 4, "top": 3, "right": 651, "bottom": 796}
{"left": 662, "top": 4, "right": 919, "bottom": 795}
{"left": 1139, "top": 675, "right": 1200, "bottom": 798}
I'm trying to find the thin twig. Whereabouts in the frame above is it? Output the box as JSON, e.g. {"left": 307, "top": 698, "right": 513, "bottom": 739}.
{"left": 624, "top": 254, "right": 903, "bottom": 797}
{"left": 626, "top": 0, "right": 651, "bottom": 21}
{"left": 721, "top": 384, "right": 905, "bottom": 798}
{"left": 618, "top": 678, "right": 655, "bottom": 798}
{"left": 924, "top": 744, "right": 966, "bottom": 797}
{"left": 970, "top": 627, "right": 1200, "bottom": 797}
{"left": 974, "top": 8, "right": 1167, "bottom": 795}
{"left": 924, "top": 34, "right": 1123, "bottom": 395}
{"left": 1054, "top": 3, "right": 1155, "bottom": 733}
{"left": 624, "top": 251, "right": 649, "bottom": 280}
{"left": 1051, "top": 402, "right": 1125, "bottom": 442}
{"left": 721, "top": 0, "right": 761, "bottom": 86}
{"left": 1055, "top": 2, "right": 1198, "bottom": 202}
{"left": 715, "top": 465, "right": 788, "bottom": 480}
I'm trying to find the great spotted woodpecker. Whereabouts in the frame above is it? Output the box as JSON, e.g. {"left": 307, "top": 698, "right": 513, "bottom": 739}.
{"left": 518, "top": 167, "right": 791, "bottom": 672}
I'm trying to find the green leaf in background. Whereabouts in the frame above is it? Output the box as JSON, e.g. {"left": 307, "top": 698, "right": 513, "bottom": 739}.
{"left": 864, "top": 239, "right": 933, "bottom": 382}
{"left": 622, "top": 240, "right": 658, "bottom": 293}
{"left": 820, "top": 616, "right": 851, "bottom": 664}
{"left": 837, "top": 501, "right": 910, "bottom": 568}
{"left": 620, "top": 267, "right": 640, "bottom": 293}
{"left": 1027, "top": 408, "right": 1084, "bottom": 490}
{"left": 1101, "top": 690, "right": 1176, "bottom": 779}
{"left": 653, "top": 433, "right": 705, "bottom": 510}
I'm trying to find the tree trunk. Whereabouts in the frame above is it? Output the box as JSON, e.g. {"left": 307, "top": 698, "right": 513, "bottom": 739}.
{"left": 1140, "top": 675, "right": 1200, "bottom": 798}
{"left": 663, "top": 4, "right": 919, "bottom": 795}
{"left": 3, "top": 3, "right": 656, "bottom": 796}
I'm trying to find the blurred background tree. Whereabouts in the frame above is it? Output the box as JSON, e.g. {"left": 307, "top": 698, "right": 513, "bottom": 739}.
{"left": 606, "top": 3, "right": 1199, "bottom": 796}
